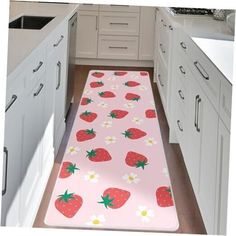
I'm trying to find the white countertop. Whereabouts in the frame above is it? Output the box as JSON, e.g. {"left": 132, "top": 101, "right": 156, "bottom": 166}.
{"left": 8, "top": 2, "right": 78, "bottom": 76}
{"left": 192, "top": 37, "right": 234, "bottom": 84}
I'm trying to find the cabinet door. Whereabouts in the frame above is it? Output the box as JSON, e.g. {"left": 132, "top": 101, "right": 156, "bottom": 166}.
{"left": 217, "top": 121, "right": 230, "bottom": 235}
{"left": 139, "top": 7, "right": 155, "bottom": 60}
{"left": 54, "top": 46, "right": 67, "bottom": 155}
{"left": 186, "top": 76, "right": 202, "bottom": 194}
{"left": 76, "top": 11, "right": 98, "bottom": 58}
{"left": 197, "top": 87, "right": 219, "bottom": 234}
{"left": 20, "top": 77, "right": 46, "bottom": 224}
{"left": 1, "top": 93, "right": 24, "bottom": 226}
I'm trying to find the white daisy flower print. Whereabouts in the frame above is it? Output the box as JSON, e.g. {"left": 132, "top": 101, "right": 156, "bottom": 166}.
{"left": 86, "top": 214, "right": 106, "bottom": 226}
{"left": 110, "top": 84, "right": 119, "bottom": 90}
{"left": 101, "top": 120, "right": 112, "bottom": 128}
{"left": 124, "top": 102, "right": 135, "bottom": 109}
{"left": 105, "top": 136, "right": 117, "bottom": 144}
{"left": 66, "top": 146, "right": 79, "bottom": 155}
{"left": 97, "top": 102, "right": 108, "bottom": 108}
{"left": 136, "top": 206, "right": 154, "bottom": 222}
{"left": 83, "top": 89, "right": 93, "bottom": 96}
{"left": 132, "top": 117, "right": 143, "bottom": 125}
{"left": 123, "top": 173, "right": 140, "bottom": 184}
{"left": 145, "top": 137, "right": 157, "bottom": 146}
{"left": 139, "top": 85, "right": 148, "bottom": 91}
{"left": 162, "top": 167, "right": 169, "bottom": 178}
{"left": 84, "top": 171, "right": 100, "bottom": 183}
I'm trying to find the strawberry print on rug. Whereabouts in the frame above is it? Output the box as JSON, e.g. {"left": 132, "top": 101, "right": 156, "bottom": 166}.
{"left": 45, "top": 70, "right": 179, "bottom": 232}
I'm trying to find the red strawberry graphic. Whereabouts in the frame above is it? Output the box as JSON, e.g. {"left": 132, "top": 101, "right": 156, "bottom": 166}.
{"left": 98, "top": 91, "right": 116, "bottom": 98}
{"left": 125, "top": 151, "right": 149, "bottom": 169}
{"left": 156, "top": 186, "right": 174, "bottom": 207}
{"left": 140, "top": 71, "right": 148, "bottom": 76}
{"left": 114, "top": 71, "right": 127, "bottom": 76}
{"left": 92, "top": 72, "right": 104, "bottom": 78}
{"left": 55, "top": 190, "right": 83, "bottom": 218}
{"left": 90, "top": 81, "right": 104, "bottom": 88}
{"left": 98, "top": 188, "right": 130, "bottom": 209}
{"left": 109, "top": 110, "right": 128, "bottom": 119}
{"left": 59, "top": 162, "right": 79, "bottom": 178}
{"left": 125, "top": 93, "right": 141, "bottom": 101}
{"left": 122, "top": 128, "right": 147, "bottom": 139}
{"left": 76, "top": 129, "right": 96, "bottom": 142}
{"left": 80, "top": 111, "right": 97, "bottom": 122}
{"left": 145, "top": 109, "right": 156, "bottom": 118}
{"left": 124, "top": 81, "right": 140, "bottom": 87}
{"left": 81, "top": 97, "right": 93, "bottom": 105}
{"left": 86, "top": 148, "right": 112, "bottom": 162}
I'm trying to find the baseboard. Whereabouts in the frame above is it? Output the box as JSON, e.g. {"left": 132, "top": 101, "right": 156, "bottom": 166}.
{"left": 76, "top": 58, "right": 154, "bottom": 67}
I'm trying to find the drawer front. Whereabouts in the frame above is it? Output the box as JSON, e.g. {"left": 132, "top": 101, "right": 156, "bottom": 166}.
{"left": 78, "top": 4, "right": 99, "bottom": 11}
{"left": 99, "top": 12, "right": 139, "bottom": 36}
{"left": 98, "top": 35, "right": 138, "bottom": 60}
{"left": 156, "top": 54, "right": 168, "bottom": 105}
{"left": 46, "top": 22, "right": 68, "bottom": 60}
{"left": 174, "top": 101, "right": 187, "bottom": 157}
{"left": 100, "top": 5, "right": 140, "bottom": 13}
{"left": 220, "top": 78, "right": 232, "bottom": 130}
{"left": 25, "top": 47, "right": 46, "bottom": 91}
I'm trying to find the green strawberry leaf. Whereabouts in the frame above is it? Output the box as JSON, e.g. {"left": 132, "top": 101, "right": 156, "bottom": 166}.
{"left": 98, "top": 194, "right": 114, "bottom": 208}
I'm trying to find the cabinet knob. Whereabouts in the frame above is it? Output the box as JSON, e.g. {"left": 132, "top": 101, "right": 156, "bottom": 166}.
{"left": 169, "top": 25, "right": 173, "bottom": 30}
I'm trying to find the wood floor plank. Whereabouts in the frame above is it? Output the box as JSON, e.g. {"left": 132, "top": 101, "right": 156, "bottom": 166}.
{"left": 33, "top": 65, "right": 206, "bottom": 234}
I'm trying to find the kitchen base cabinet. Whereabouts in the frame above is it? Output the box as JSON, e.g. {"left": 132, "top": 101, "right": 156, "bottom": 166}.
{"left": 76, "top": 10, "right": 98, "bottom": 58}
{"left": 1, "top": 73, "right": 25, "bottom": 226}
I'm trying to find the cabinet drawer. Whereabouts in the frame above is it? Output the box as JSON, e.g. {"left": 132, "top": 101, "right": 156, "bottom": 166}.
{"left": 156, "top": 54, "right": 168, "bottom": 106}
{"left": 25, "top": 47, "right": 46, "bottom": 91}
{"left": 188, "top": 43, "right": 221, "bottom": 111}
{"left": 174, "top": 102, "right": 187, "bottom": 157}
{"left": 100, "top": 5, "right": 140, "bottom": 13}
{"left": 78, "top": 4, "right": 99, "bottom": 11}
{"left": 219, "top": 78, "right": 232, "bottom": 131}
{"left": 98, "top": 35, "right": 138, "bottom": 59}
{"left": 99, "top": 12, "right": 139, "bottom": 36}
{"left": 46, "top": 22, "right": 68, "bottom": 60}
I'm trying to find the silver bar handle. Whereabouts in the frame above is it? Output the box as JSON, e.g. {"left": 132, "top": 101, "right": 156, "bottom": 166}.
{"left": 82, "top": 3, "right": 94, "bottom": 5}
{"left": 110, "top": 4, "right": 129, "bottom": 7}
{"left": 110, "top": 22, "right": 128, "bottom": 25}
{"left": 169, "top": 25, "right": 173, "bottom": 30}
{"left": 194, "top": 95, "right": 199, "bottom": 129}
{"left": 2, "top": 147, "right": 8, "bottom": 196}
{"left": 109, "top": 46, "right": 128, "bottom": 49}
{"left": 158, "top": 74, "right": 164, "bottom": 87}
{"left": 196, "top": 97, "right": 201, "bottom": 132}
{"left": 5, "top": 95, "right": 17, "bottom": 112}
{"left": 160, "top": 43, "right": 165, "bottom": 54}
{"left": 179, "top": 65, "right": 186, "bottom": 75}
{"left": 180, "top": 41, "right": 187, "bottom": 49}
{"left": 33, "top": 61, "right": 43, "bottom": 73}
{"left": 178, "top": 90, "right": 185, "bottom": 100}
{"left": 160, "top": 19, "right": 167, "bottom": 27}
{"left": 53, "top": 35, "right": 64, "bottom": 47}
{"left": 34, "top": 83, "right": 44, "bottom": 97}
{"left": 56, "top": 61, "right": 61, "bottom": 90}
{"left": 177, "top": 120, "right": 183, "bottom": 132}
{"left": 194, "top": 61, "right": 209, "bottom": 80}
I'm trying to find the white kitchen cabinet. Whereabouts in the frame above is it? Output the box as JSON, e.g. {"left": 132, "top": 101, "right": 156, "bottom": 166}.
{"left": 217, "top": 120, "right": 230, "bottom": 235}
{"left": 1, "top": 73, "right": 25, "bottom": 226}
{"left": 76, "top": 10, "right": 98, "bottom": 58}
{"left": 139, "top": 7, "right": 155, "bottom": 60}
{"left": 20, "top": 71, "right": 46, "bottom": 225}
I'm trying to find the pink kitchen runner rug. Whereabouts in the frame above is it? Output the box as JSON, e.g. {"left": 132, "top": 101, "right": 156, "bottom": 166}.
{"left": 45, "top": 70, "right": 179, "bottom": 232}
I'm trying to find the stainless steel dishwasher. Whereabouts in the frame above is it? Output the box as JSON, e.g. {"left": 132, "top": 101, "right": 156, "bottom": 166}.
{"left": 65, "top": 12, "right": 77, "bottom": 118}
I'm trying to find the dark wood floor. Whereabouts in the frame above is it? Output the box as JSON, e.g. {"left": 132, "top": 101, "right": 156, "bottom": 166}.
{"left": 33, "top": 65, "right": 206, "bottom": 234}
